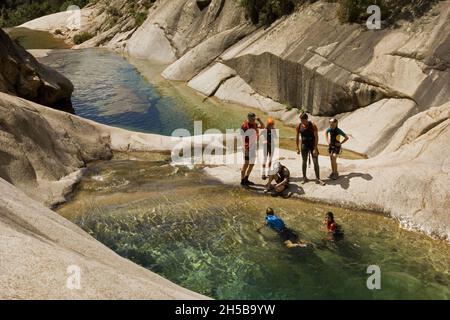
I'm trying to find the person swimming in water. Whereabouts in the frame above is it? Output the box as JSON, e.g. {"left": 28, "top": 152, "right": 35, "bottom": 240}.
{"left": 257, "top": 207, "right": 310, "bottom": 248}
{"left": 323, "top": 211, "right": 344, "bottom": 241}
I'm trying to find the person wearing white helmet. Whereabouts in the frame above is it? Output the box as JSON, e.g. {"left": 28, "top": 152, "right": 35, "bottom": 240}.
{"left": 264, "top": 161, "right": 290, "bottom": 194}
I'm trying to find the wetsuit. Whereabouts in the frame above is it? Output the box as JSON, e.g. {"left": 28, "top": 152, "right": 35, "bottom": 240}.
{"left": 274, "top": 165, "right": 290, "bottom": 184}
{"left": 326, "top": 127, "right": 346, "bottom": 155}
{"left": 241, "top": 120, "right": 259, "bottom": 162}
{"left": 263, "top": 129, "right": 275, "bottom": 156}
{"left": 266, "top": 214, "right": 299, "bottom": 242}
{"left": 297, "top": 121, "right": 320, "bottom": 179}
{"left": 327, "top": 221, "right": 344, "bottom": 239}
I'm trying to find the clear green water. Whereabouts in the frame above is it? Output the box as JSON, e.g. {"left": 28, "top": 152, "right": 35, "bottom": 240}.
{"left": 5, "top": 27, "right": 70, "bottom": 49}
{"left": 37, "top": 48, "right": 364, "bottom": 159}
{"left": 11, "top": 30, "right": 448, "bottom": 298}
{"left": 58, "top": 153, "right": 450, "bottom": 300}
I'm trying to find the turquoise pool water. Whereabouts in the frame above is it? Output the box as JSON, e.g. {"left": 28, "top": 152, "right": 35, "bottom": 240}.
{"left": 58, "top": 153, "right": 450, "bottom": 300}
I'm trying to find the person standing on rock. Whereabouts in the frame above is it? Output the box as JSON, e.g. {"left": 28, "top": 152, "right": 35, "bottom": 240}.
{"left": 241, "top": 112, "right": 264, "bottom": 186}
{"left": 296, "top": 112, "right": 325, "bottom": 186}
{"left": 261, "top": 117, "right": 277, "bottom": 180}
{"left": 325, "top": 118, "right": 349, "bottom": 180}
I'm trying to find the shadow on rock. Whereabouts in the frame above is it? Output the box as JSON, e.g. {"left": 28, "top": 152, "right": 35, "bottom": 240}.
{"left": 326, "top": 172, "right": 373, "bottom": 190}
{"left": 246, "top": 183, "right": 305, "bottom": 198}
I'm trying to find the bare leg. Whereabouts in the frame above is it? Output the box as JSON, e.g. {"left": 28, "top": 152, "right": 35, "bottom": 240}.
{"left": 241, "top": 162, "right": 249, "bottom": 180}
{"left": 329, "top": 155, "right": 334, "bottom": 173}
{"left": 284, "top": 240, "right": 297, "bottom": 248}
{"left": 331, "top": 154, "right": 338, "bottom": 173}
{"left": 275, "top": 185, "right": 286, "bottom": 194}
{"left": 284, "top": 240, "right": 308, "bottom": 248}
{"left": 246, "top": 164, "right": 255, "bottom": 178}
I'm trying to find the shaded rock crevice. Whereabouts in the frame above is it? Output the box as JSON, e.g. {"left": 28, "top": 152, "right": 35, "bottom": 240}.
{"left": 209, "top": 74, "right": 237, "bottom": 97}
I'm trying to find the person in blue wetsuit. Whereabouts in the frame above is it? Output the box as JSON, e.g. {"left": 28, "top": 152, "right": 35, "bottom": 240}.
{"left": 257, "top": 207, "right": 310, "bottom": 249}
{"left": 325, "top": 118, "right": 349, "bottom": 180}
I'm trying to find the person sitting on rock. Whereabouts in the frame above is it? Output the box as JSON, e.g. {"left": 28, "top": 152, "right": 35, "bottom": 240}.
{"left": 257, "top": 207, "right": 310, "bottom": 249}
{"left": 325, "top": 118, "right": 349, "bottom": 180}
{"left": 264, "top": 162, "right": 290, "bottom": 195}
{"left": 323, "top": 211, "right": 344, "bottom": 241}
{"left": 296, "top": 112, "right": 325, "bottom": 186}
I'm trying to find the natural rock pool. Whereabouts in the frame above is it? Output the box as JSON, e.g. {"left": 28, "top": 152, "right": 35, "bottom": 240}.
{"left": 38, "top": 48, "right": 365, "bottom": 159}
{"left": 6, "top": 27, "right": 71, "bottom": 49}
{"left": 57, "top": 152, "right": 450, "bottom": 299}
{"left": 12, "top": 30, "right": 446, "bottom": 299}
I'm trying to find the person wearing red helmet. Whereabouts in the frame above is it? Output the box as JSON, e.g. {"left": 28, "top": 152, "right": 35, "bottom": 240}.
{"left": 240, "top": 112, "right": 264, "bottom": 186}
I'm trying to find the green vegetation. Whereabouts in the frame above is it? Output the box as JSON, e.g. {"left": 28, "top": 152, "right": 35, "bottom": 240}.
{"left": 336, "top": 0, "right": 438, "bottom": 24}
{"left": 0, "top": 0, "right": 90, "bottom": 28}
{"left": 133, "top": 11, "right": 148, "bottom": 27}
{"left": 128, "top": 0, "right": 153, "bottom": 28}
{"left": 73, "top": 31, "right": 93, "bottom": 44}
{"left": 237, "top": 0, "right": 438, "bottom": 26}
{"left": 106, "top": 6, "right": 120, "bottom": 17}
{"left": 238, "top": 0, "right": 295, "bottom": 26}
{"left": 97, "top": 0, "right": 152, "bottom": 30}
{"left": 337, "top": 0, "right": 384, "bottom": 23}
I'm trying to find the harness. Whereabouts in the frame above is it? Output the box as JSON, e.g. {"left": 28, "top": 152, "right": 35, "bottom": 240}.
{"left": 329, "top": 127, "right": 341, "bottom": 146}
{"left": 298, "top": 121, "right": 316, "bottom": 167}
{"left": 275, "top": 166, "right": 289, "bottom": 184}
{"left": 242, "top": 121, "right": 259, "bottom": 150}
{"left": 299, "top": 121, "right": 315, "bottom": 150}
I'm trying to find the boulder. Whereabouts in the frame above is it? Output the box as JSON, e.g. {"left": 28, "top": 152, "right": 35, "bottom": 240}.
{"left": 0, "top": 93, "right": 110, "bottom": 206}
{"left": 0, "top": 92, "right": 185, "bottom": 207}
{"left": 126, "top": 0, "right": 248, "bottom": 60}
{"left": 0, "top": 29, "right": 73, "bottom": 110}
{"left": 19, "top": 9, "right": 94, "bottom": 32}
{"left": 125, "top": 23, "right": 177, "bottom": 64}
{"left": 382, "top": 102, "right": 450, "bottom": 154}
{"left": 320, "top": 98, "right": 419, "bottom": 156}
{"left": 0, "top": 170, "right": 206, "bottom": 299}
{"left": 187, "top": 62, "right": 236, "bottom": 96}
{"left": 162, "top": 25, "right": 254, "bottom": 81}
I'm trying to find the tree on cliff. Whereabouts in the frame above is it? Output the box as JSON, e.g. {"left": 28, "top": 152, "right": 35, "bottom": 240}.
{"left": 237, "top": 0, "right": 439, "bottom": 26}
{"left": 0, "top": 0, "right": 89, "bottom": 28}
{"left": 238, "top": 0, "right": 295, "bottom": 26}
{"left": 337, "top": 0, "right": 439, "bottom": 24}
